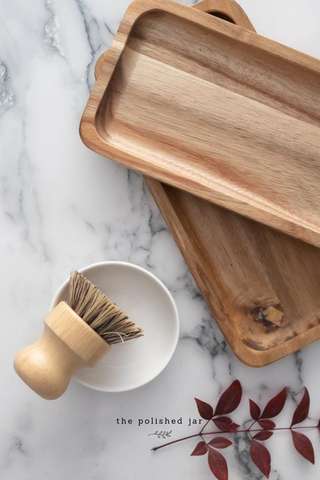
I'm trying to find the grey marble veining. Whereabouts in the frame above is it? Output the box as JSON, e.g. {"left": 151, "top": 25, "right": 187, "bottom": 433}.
{"left": 1, "top": 1, "right": 320, "bottom": 479}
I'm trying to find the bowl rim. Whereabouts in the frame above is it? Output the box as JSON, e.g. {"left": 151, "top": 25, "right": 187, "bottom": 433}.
{"left": 50, "top": 261, "right": 180, "bottom": 392}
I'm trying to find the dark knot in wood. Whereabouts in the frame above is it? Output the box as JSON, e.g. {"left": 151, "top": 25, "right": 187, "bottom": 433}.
{"left": 251, "top": 305, "right": 286, "bottom": 328}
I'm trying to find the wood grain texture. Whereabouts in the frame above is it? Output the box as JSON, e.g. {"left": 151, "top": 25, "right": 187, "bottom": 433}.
{"left": 14, "top": 302, "right": 110, "bottom": 399}
{"left": 81, "top": 0, "right": 320, "bottom": 247}
{"left": 90, "top": 0, "right": 320, "bottom": 367}
{"left": 147, "top": 180, "right": 320, "bottom": 366}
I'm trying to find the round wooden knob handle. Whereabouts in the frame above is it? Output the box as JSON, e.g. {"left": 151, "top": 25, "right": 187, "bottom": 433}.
{"left": 14, "top": 325, "right": 82, "bottom": 400}
{"left": 14, "top": 302, "right": 110, "bottom": 400}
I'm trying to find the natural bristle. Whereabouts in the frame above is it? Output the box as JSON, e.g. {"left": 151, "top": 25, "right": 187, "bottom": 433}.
{"left": 67, "top": 271, "right": 144, "bottom": 345}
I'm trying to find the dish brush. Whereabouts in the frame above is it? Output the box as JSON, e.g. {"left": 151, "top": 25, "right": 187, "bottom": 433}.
{"left": 14, "top": 271, "right": 144, "bottom": 399}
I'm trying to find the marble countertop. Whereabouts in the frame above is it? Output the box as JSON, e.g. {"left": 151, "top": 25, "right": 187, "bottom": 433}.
{"left": 1, "top": 0, "right": 320, "bottom": 479}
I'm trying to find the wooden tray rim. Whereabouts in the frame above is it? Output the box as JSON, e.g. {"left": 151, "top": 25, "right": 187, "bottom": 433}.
{"left": 93, "top": 47, "right": 320, "bottom": 367}
{"left": 80, "top": 0, "right": 320, "bottom": 249}
{"left": 88, "top": 1, "right": 320, "bottom": 367}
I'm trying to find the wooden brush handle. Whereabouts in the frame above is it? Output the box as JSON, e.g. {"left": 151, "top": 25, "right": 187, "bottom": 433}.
{"left": 14, "top": 302, "right": 110, "bottom": 400}
{"left": 14, "top": 325, "right": 84, "bottom": 400}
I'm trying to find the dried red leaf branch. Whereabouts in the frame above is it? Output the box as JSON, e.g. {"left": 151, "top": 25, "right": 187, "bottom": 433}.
{"left": 214, "top": 380, "right": 242, "bottom": 416}
{"left": 290, "top": 388, "right": 315, "bottom": 464}
{"left": 246, "top": 387, "right": 287, "bottom": 476}
{"left": 152, "top": 382, "right": 318, "bottom": 480}
{"left": 250, "top": 439, "right": 271, "bottom": 478}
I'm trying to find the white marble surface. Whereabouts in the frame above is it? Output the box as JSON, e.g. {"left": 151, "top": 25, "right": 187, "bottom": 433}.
{"left": 1, "top": 1, "right": 320, "bottom": 479}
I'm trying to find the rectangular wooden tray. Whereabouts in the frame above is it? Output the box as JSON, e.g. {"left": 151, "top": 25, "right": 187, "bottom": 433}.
{"left": 86, "top": 0, "right": 320, "bottom": 366}
{"left": 81, "top": 0, "right": 320, "bottom": 248}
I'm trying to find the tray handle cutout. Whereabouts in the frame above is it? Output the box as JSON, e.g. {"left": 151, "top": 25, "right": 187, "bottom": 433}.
{"left": 193, "top": 0, "right": 256, "bottom": 31}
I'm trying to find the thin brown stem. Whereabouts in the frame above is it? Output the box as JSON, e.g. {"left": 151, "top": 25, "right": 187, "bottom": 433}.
{"left": 200, "top": 419, "right": 210, "bottom": 435}
{"left": 248, "top": 420, "right": 256, "bottom": 431}
{"left": 151, "top": 425, "right": 318, "bottom": 452}
{"left": 152, "top": 433, "right": 200, "bottom": 451}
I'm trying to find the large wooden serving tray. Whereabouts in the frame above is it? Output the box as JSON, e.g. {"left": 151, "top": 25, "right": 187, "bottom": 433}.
{"left": 89, "top": 0, "right": 320, "bottom": 367}
{"left": 81, "top": 0, "right": 320, "bottom": 248}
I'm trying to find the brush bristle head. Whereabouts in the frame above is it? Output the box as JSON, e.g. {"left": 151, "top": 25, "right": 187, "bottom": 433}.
{"left": 67, "top": 270, "right": 144, "bottom": 345}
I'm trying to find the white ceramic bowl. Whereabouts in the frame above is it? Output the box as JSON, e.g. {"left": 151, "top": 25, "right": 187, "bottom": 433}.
{"left": 51, "top": 262, "right": 179, "bottom": 392}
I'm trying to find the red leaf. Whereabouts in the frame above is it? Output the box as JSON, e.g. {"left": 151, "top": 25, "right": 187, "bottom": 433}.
{"left": 213, "top": 417, "right": 232, "bottom": 430}
{"left": 208, "top": 448, "right": 228, "bottom": 480}
{"left": 213, "top": 417, "right": 239, "bottom": 432}
{"left": 291, "top": 431, "right": 315, "bottom": 464}
{"left": 291, "top": 389, "right": 310, "bottom": 427}
{"left": 259, "top": 420, "right": 276, "bottom": 430}
{"left": 209, "top": 437, "right": 232, "bottom": 449}
{"left": 195, "top": 398, "right": 214, "bottom": 420}
{"left": 250, "top": 439, "right": 271, "bottom": 478}
{"left": 191, "top": 441, "right": 208, "bottom": 456}
{"left": 254, "top": 431, "right": 273, "bottom": 441}
{"left": 249, "top": 399, "right": 261, "bottom": 421}
{"left": 227, "top": 423, "right": 240, "bottom": 432}
{"left": 260, "top": 388, "right": 287, "bottom": 419}
{"left": 214, "top": 380, "right": 242, "bottom": 416}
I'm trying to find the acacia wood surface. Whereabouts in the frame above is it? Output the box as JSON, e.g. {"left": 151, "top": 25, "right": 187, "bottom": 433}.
{"left": 90, "top": 0, "right": 320, "bottom": 367}
{"left": 81, "top": 0, "right": 320, "bottom": 248}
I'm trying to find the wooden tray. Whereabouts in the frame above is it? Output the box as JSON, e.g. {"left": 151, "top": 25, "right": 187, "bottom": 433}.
{"left": 90, "top": 0, "right": 320, "bottom": 367}
{"left": 81, "top": 0, "right": 320, "bottom": 248}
